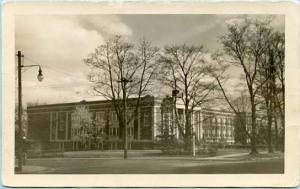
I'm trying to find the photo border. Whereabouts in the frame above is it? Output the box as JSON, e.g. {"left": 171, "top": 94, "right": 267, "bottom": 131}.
{"left": 2, "top": 1, "right": 299, "bottom": 187}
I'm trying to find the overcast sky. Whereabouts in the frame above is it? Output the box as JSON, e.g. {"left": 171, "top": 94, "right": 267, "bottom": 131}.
{"left": 15, "top": 14, "right": 284, "bottom": 105}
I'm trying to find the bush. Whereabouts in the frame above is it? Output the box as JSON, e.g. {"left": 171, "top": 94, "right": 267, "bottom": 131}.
{"left": 155, "top": 134, "right": 186, "bottom": 155}
{"left": 197, "top": 144, "right": 218, "bottom": 156}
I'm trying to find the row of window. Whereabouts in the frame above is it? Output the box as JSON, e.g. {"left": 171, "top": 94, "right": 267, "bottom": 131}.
{"left": 162, "top": 113, "right": 234, "bottom": 126}
{"left": 70, "top": 127, "right": 135, "bottom": 138}
{"left": 202, "top": 126, "right": 234, "bottom": 130}
{"left": 73, "top": 111, "right": 150, "bottom": 126}
{"left": 109, "top": 127, "right": 135, "bottom": 137}
{"left": 204, "top": 129, "right": 233, "bottom": 133}
{"left": 203, "top": 133, "right": 233, "bottom": 138}
{"left": 203, "top": 116, "right": 235, "bottom": 126}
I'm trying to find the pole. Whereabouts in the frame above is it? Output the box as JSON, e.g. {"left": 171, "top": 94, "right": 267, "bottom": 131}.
{"left": 17, "top": 51, "right": 23, "bottom": 171}
{"left": 171, "top": 82, "right": 176, "bottom": 138}
{"left": 192, "top": 131, "right": 196, "bottom": 157}
{"left": 123, "top": 79, "right": 128, "bottom": 159}
{"left": 118, "top": 77, "right": 132, "bottom": 159}
{"left": 172, "top": 80, "right": 179, "bottom": 139}
{"left": 190, "top": 110, "right": 195, "bottom": 157}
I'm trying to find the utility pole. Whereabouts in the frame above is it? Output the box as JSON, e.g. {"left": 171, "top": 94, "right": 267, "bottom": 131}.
{"left": 172, "top": 80, "right": 179, "bottom": 140}
{"left": 16, "top": 51, "right": 44, "bottom": 172}
{"left": 192, "top": 130, "right": 196, "bottom": 157}
{"left": 118, "top": 77, "right": 132, "bottom": 159}
{"left": 17, "top": 51, "right": 23, "bottom": 171}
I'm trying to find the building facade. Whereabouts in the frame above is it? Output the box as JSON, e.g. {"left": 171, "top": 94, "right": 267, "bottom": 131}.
{"left": 27, "top": 96, "right": 255, "bottom": 151}
{"left": 159, "top": 97, "right": 236, "bottom": 145}
{"left": 27, "top": 96, "right": 161, "bottom": 151}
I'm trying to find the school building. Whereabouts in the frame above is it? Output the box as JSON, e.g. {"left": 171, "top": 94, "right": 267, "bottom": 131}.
{"left": 26, "top": 95, "right": 255, "bottom": 151}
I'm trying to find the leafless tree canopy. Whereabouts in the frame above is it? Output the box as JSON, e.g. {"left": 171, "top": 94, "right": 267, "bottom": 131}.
{"left": 214, "top": 18, "right": 284, "bottom": 154}
{"left": 159, "top": 45, "right": 219, "bottom": 149}
{"left": 84, "top": 36, "right": 159, "bottom": 126}
{"left": 82, "top": 17, "right": 284, "bottom": 154}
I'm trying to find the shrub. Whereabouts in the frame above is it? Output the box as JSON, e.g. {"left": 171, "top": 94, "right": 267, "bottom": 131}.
{"left": 156, "top": 134, "right": 185, "bottom": 155}
{"left": 197, "top": 144, "right": 218, "bottom": 156}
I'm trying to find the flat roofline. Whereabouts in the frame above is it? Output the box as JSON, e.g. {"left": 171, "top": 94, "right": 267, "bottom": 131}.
{"left": 27, "top": 95, "right": 156, "bottom": 109}
{"left": 202, "top": 108, "right": 235, "bottom": 114}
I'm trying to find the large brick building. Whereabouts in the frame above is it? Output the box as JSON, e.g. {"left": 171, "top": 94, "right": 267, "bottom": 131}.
{"left": 27, "top": 96, "right": 250, "bottom": 151}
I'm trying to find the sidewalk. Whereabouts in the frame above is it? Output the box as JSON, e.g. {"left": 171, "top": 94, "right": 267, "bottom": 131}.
{"left": 63, "top": 150, "right": 162, "bottom": 158}
{"left": 29, "top": 150, "right": 283, "bottom": 161}
{"left": 16, "top": 165, "right": 53, "bottom": 174}
{"left": 196, "top": 152, "right": 249, "bottom": 160}
{"left": 197, "top": 151, "right": 284, "bottom": 161}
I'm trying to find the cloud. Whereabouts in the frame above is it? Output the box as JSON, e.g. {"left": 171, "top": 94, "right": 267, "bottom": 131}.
{"left": 220, "top": 14, "right": 284, "bottom": 32}
{"left": 76, "top": 15, "right": 133, "bottom": 39}
{"left": 16, "top": 15, "right": 133, "bottom": 105}
{"left": 15, "top": 14, "right": 284, "bottom": 105}
{"left": 15, "top": 15, "right": 117, "bottom": 104}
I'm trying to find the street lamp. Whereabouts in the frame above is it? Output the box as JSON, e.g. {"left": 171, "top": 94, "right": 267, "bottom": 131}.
{"left": 16, "top": 51, "right": 43, "bottom": 172}
{"left": 37, "top": 66, "right": 44, "bottom": 82}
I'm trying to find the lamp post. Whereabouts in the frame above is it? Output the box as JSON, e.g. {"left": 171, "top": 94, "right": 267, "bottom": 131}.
{"left": 192, "top": 128, "right": 196, "bottom": 157}
{"left": 172, "top": 79, "right": 196, "bottom": 157}
{"left": 16, "top": 51, "right": 43, "bottom": 172}
{"left": 118, "top": 77, "right": 132, "bottom": 159}
{"left": 172, "top": 80, "right": 179, "bottom": 139}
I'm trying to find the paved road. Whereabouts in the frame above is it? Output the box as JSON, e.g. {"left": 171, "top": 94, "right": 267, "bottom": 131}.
{"left": 23, "top": 157, "right": 284, "bottom": 174}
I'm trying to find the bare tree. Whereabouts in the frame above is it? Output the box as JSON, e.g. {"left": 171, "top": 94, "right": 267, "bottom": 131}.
{"left": 210, "top": 58, "right": 254, "bottom": 146}
{"left": 231, "top": 90, "right": 251, "bottom": 145}
{"left": 271, "top": 31, "right": 285, "bottom": 150}
{"left": 256, "top": 34, "right": 277, "bottom": 153}
{"left": 159, "top": 44, "right": 218, "bottom": 152}
{"left": 250, "top": 24, "right": 284, "bottom": 153}
{"left": 215, "top": 18, "right": 274, "bottom": 154}
{"left": 84, "top": 36, "right": 159, "bottom": 158}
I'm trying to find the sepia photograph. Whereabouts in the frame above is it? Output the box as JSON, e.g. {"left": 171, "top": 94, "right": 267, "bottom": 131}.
{"left": 2, "top": 2, "right": 299, "bottom": 187}
{"left": 14, "top": 13, "right": 285, "bottom": 174}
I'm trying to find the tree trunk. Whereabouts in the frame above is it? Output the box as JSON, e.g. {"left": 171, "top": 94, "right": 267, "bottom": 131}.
{"left": 184, "top": 105, "right": 191, "bottom": 152}
{"left": 250, "top": 96, "right": 258, "bottom": 155}
{"left": 267, "top": 107, "right": 273, "bottom": 153}
{"left": 274, "top": 117, "right": 279, "bottom": 150}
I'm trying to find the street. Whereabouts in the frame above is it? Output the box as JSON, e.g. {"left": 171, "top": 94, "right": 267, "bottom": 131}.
{"left": 21, "top": 155, "right": 284, "bottom": 174}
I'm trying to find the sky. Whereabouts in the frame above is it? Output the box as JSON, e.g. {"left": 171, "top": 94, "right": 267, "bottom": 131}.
{"left": 15, "top": 14, "right": 284, "bottom": 106}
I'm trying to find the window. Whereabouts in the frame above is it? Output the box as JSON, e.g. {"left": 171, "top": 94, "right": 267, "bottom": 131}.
{"left": 110, "top": 111, "right": 118, "bottom": 122}
{"left": 71, "top": 113, "right": 80, "bottom": 129}
{"left": 217, "top": 118, "right": 220, "bottom": 125}
{"left": 115, "top": 128, "right": 118, "bottom": 137}
{"left": 212, "top": 118, "right": 217, "bottom": 126}
{"left": 127, "top": 127, "right": 134, "bottom": 137}
{"left": 97, "top": 128, "right": 105, "bottom": 136}
{"left": 58, "top": 113, "right": 65, "bottom": 132}
{"left": 203, "top": 116, "right": 207, "bottom": 124}
{"left": 110, "top": 128, "right": 118, "bottom": 137}
{"left": 144, "top": 112, "right": 151, "bottom": 127}
{"left": 96, "top": 112, "right": 105, "bottom": 122}
{"left": 127, "top": 110, "right": 134, "bottom": 120}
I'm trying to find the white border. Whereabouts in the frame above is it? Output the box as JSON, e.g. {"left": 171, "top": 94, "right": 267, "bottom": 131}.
{"left": 2, "top": 2, "right": 299, "bottom": 187}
